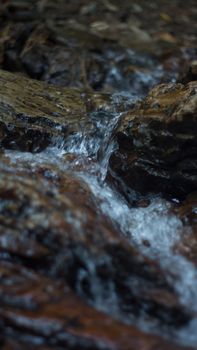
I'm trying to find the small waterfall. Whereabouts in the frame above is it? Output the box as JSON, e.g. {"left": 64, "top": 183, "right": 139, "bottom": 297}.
{"left": 5, "top": 82, "right": 197, "bottom": 347}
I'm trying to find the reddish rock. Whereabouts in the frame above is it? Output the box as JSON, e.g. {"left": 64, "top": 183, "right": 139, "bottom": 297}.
{"left": 0, "top": 261, "right": 194, "bottom": 350}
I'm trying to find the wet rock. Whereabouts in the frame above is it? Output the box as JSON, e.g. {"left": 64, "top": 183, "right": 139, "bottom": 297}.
{"left": 109, "top": 82, "right": 197, "bottom": 200}
{"left": 180, "top": 60, "right": 197, "bottom": 84}
{"left": 0, "top": 18, "right": 161, "bottom": 95}
{"left": 0, "top": 69, "right": 115, "bottom": 152}
{"left": 0, "top": 1, "right": 197, "bottom": 348}
{"left": 0, "top": 155, "right": 191, "bottom": 332}
{"left": 0, "top": 261, "right": 193, "bottom": 350}
{"left": 1, "top": 0, "right": 196, "bottom": 94}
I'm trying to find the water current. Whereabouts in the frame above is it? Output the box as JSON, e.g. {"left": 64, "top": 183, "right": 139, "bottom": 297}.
{"left": 5, "top": 54, "right": 197, "bottom": 347}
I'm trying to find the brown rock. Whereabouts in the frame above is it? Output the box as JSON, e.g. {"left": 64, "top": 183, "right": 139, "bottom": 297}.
{"left": 0, "top": 154, "right": 190, "bottom": 331}
{"left": 109, "top": 82, "right": 197, "bottom": 200}
{"left": 0, "top": 261, "right": 193, "bottom": 350}
{"left": 0, "top": 69, "right": 114, "bottom": 152}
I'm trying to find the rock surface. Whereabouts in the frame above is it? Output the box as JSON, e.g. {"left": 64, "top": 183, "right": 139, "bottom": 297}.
{"left": 0, "top": 69, "right": 117, "bottom": 152}
{"left": 109, "top": 82, "right": 197, "bottom": 200}
{"left": 0, "top": 155, "right": 187, "bottom": 323}
{"left": 0, "top": 261, "right": 193, "bottom": 350}
{"left": 1, "top": 0, "right": 196, "bottom": 94}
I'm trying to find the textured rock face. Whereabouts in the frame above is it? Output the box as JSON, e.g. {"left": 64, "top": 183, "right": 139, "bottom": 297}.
{"left": 109, "top": 82, "right": 197, "bottom": 200}
{"left": 0, "top": 69, "right": 115, "bottom": 152}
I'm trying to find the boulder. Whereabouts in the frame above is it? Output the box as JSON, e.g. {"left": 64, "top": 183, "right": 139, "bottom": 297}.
{"left": 109, "top": 82, "right": 197, "bottom": 200}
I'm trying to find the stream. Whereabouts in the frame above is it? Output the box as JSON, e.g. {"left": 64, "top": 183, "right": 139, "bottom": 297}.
{"left": 1, "top": 1, "right": 197, "bottom": 348}
{"left": 4, "top": 71, "right": 197, "bottom": 347}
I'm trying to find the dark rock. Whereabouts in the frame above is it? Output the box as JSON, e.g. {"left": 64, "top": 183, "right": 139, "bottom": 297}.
{"left": 0, "top": 154, "right": 191, "bottom": 333}
{"left": 180, "top": 61, "right": 197, "bottom": 84}
{"left": 174, "top": 192, "right": 197, "bottom": 264}
{"left": 109, "top": 82, "right": 197, "bottom": 200}
{"left": 1, "top": 0, "right": 196, "bottom": 94}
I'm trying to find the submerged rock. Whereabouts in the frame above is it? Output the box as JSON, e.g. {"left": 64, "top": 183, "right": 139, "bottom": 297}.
{"left": 109, "top": 82, "right": 197, "bottom": 200}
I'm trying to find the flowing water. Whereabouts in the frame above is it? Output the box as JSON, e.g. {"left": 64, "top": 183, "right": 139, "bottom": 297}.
{"left": 5, "top": 55, "right": 197, "bottom": 347}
